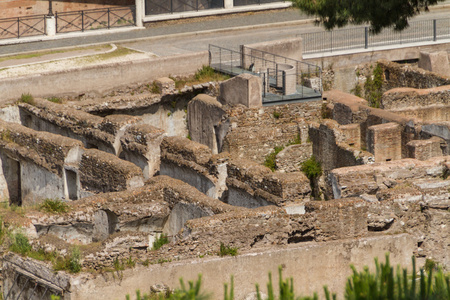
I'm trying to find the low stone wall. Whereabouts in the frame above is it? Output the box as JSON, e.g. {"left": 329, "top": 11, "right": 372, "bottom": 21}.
{"left": 377, "top": 59, "right": 450, "bottom": 92}
{"left": 79, "top": 149, "right": 144, "bottom": 194}
{"left": 0, "top": 51, "right": 209, "bottom": 102}
{"left": 329, "top": 157, "right": 447, "bottom": 199}
{"left": 68, "top": 234, "right": 415, "bottom": 300}
{"left": 382, "top": 85, "right": 450, "bottom": 110}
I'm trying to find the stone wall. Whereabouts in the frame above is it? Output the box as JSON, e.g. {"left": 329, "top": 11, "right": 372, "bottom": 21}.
{"left": 308, "top": 119, "right": 374, "bottom": 172}
{"left": 367, "top": 122, "right": 402, "bottom": 162}
{"left": 382, "top": 85, "right": 450, "bottom": 110}
{"left": 0, "top": 51, "right": 210, "bottom": 102}
{"left": 79, "top": 149, "right": 144, "bottom": 194}
{"left": 188, "top": 94, "right": 227, "bottom": 154}
{"left": 377, "top": 59, "right": 450, "bottom": 91}
{"left": 222, "top": 101, "right": 321, "bottom": 164}
{"left": 159, "top": 136, "right": 312, "bottom": 206}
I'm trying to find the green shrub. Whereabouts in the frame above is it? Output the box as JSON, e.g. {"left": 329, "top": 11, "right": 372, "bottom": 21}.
{"left": 9, "top": 232, "right": 32, "bottom": 255}
{"left": 264, "top": 146, "right": 285, "bottom": 172}
{"left": 172, "top": 275, "right": 211, "bottom": 300}
{"left": 364, "top": 64, "right": 383, "bottom": 108}
{"left": 301, "top": 156, "right": 322, "bottom": 180}
{"left": 19, "top": 93, "right": 35, "bottom": 105}
{"left": 150, "top": 82, "right": 161, "bottom": 94}
{"left": 195, "top": 66, "right": 216, "bottom": 81}
{"left": 256, "top": 266, "right": 322, "bottom": 300}
{"left": 53, "top": 247, "right": 82, "bottom": 273}
{"left": 273, "top": 111, "right": 281, "bottom": 119}
{"left": 40, "top": 198, "right": 69, "bottom": 214}
{"left": 219, "top": 243, "right": 238, "bottom": 257}
{"left": 152, "top": 234, "right": 169, "bottom": 251}
{"left": 47, "top": 97, "right": 63, "bottom": 104}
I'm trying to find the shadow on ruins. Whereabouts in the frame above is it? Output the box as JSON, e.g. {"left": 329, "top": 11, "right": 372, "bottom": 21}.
{"left": 0, "top": 39, "right": 448, "bottom": 300}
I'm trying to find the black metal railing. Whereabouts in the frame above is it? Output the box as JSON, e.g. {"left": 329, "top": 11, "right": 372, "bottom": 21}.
{"left": 145, "top": 0, "right": 224, "bottom": 15}
{"left": 233, "top": 0, "right": 285, "bottom": 6}
{"left": 0, "top": 15, "right": 46, "bottom": 40}
{"left": 300, "top": 17, "right": 450, "bottom": 54}
{"left": 209, "top": 44, "right": 322, "bottom": 105}
{"left": 56, "top": 6, "right": 136, "bottom": 33}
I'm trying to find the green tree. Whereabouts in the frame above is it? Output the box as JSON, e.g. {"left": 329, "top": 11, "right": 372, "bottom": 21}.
{"left": 291, "top": 0, "right": 445, "bottom": 33}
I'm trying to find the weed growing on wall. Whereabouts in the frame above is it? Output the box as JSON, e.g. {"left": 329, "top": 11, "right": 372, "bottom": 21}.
{"left": 46, "top": 97, "right": 63, "bottom": 104}
{"left": 301, "top": 156, "right": 323, "bottom": 199}
{"left": 53, "top": 247, "right": 82, "bottom": 273}
{"left": 364, "top": 64, "right": 383, "bottom": 108}
{"left": 264, "top": 146, "right": 285, "bottom": 171}
{"left": 219, "top": 243, "right": 238, "bottom": 257}
{"left": 19, "top": 93, "right": 35, "bottom": 105}
{"left": 152, "top": 234, "right": 169, "bottom": 251}
{"left": 150, "top": 82, "right": 161, "bottom": 94}
{"left": 39, "top": 198, "right": 69, "bottom": 214}
{"left": 9, "top": 232, "right": 32, "bottom": 255}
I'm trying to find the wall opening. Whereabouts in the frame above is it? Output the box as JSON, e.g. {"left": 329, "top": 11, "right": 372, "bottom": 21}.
{"left": 65, "top": 169, "right": 78, "bottom": 200}
{"left": 4, "top": 156, "right": 21, "bottom": 206}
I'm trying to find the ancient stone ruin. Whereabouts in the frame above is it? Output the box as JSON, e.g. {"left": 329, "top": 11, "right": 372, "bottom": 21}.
{"left": 0, "top": 47, "right": 449, "bottom": 300}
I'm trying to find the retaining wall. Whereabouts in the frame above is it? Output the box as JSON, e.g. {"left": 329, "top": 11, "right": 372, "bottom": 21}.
{"left": 0, "top": 51, "right": 209, "bottom": 102}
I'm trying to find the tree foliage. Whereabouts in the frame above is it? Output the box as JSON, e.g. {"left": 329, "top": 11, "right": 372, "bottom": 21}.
{"left": 291, "top": 0, "right": 445, "bottom": 33}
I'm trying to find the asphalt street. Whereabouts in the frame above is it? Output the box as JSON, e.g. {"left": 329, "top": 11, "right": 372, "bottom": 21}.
{"left": 1, "top": 5, "right": 449, "bottom": 57}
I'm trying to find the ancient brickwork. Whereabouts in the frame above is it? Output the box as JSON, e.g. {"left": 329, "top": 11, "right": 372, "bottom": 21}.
{"left": 222, "top": 101, "right": 321, "bottom": 164}
{"left": 367, "top": 122, "right": 402, "bottom": 162}
{"left": 407, "top": 137, "right": 445, "bottom": 160}
{"left": 382, "top": 85, "right": 450, "bottom": 110}
{"left": 377, "top": 59, "right": 450, "bottom": 91}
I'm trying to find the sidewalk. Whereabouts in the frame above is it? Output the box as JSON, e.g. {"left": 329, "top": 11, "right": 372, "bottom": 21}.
{"left": 0, "top": 8, "right": 310, "bottom": 57}
{"left": 0, "top": 2, "right": 449, "bottom": 67}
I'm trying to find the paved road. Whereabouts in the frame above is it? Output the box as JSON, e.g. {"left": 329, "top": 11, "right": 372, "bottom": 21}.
{"left": 1, "top": 5, "right": 449, "bottom": 57}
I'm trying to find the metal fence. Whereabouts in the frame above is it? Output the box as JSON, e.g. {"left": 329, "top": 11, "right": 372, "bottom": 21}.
{"left": 233, "top": 0, "right": 285, "bottom": 6}
{"left": 209, "top": 44, "right": 322, "bottom": 105}
{"left": 0, "top": 15, "right": 46, "bottom": 40}
{"left": 145, "top": 0, "right": 224, "bottom": 15}
{"left": 56, "top": 6, "right": 135, "bottom": 33}
{"left": 300, "top": 18, "right": 450, "bottom": 54}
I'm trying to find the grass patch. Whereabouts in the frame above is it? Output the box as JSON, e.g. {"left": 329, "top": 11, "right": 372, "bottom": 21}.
{"left": 0, "top": 44, "right": 112, "bottom": 64}
{"left": 169, "top": 66, "right": 229, "bottom": 90}
{"left": 219, "top": 243, "right": 238, "bottom": 257}
{"left": 53, "top": 247, "right": 82, "bottom": 273}
{"left": 39, "top": 198, "right": 69, "bottom": 214}
{"left": 263, "top": 145, "right": 285, "bottom": 172}
{"left": 273, "top": 111, "right": 281, "bottom": 119}
{"left": 87, "top": 46, "right": 138, "bottom": 62}
{"left": 152, "top": 234, "right": 169, "bottom": 251}
{"left": 19, "top": 93, "right": 35, "bottom": 105}
{"left": 150, "top": 82, "right": 161, "bottom": 94}
{"left": 47, "top": 97, "right": 63, "bottom": 104}
{"left": 9, "top": 232, "right": 32, "bottom": 255}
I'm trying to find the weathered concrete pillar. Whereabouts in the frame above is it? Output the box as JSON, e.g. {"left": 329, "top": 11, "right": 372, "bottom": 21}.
{"left": 219, "top": 73, "right": 262, "bottom": 108}
{"left": 224, "top": 0, "right": 233, "bottom": 9}
{"left": 45, "top": 15, "right": 56, "bottom": 36}
{"left": 276, "top": 63, "right": 296, "bottom": 95}
{"left": 135, "top": 0, "right": 145, "bottom": 27}
{"left": 367, "top": 122, "right": 402, "bottom": 162}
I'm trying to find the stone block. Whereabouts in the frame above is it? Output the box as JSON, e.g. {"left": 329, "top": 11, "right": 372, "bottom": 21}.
{"left": 418, "top": 51, "right": 450, "bottom": 77}
{"left": 219, "top": 74, "right": 262, "bottom": 108}
{"left": 406, "top": 137, "right": 444, "bottom": 161}
{"left": 187, "top": 94, "right": 226, "bottom": 154}
{"left": 155, "top": 77, "right": 176, "bottom": 95}
{"left": 340, "top": 123, "right": 361, "bottom": 149}
{"left": 367, "top": 122, "right": 402, "bottom": 162}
